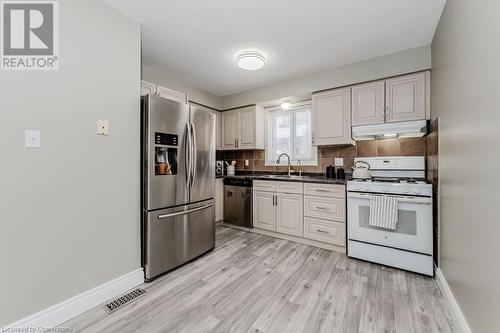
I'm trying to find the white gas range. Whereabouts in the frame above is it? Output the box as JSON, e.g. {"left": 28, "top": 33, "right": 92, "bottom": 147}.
{"left": 347, "top": 156, "right": 434, "bottom": 276}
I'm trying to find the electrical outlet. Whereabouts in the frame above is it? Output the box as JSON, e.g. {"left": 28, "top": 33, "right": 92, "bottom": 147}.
{"left": 97, "top": 119, "right": 109, "bottom": 135}
{"left": 25, "top": 130, "right": 41, "bottom": 148}
{"left": 334, "top": 158, "right": 344, "bottom": 167}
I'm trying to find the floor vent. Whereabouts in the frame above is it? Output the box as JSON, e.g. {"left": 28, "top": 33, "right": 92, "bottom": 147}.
{"left": 103, "top": 288, "right": 147, "bottom": 314}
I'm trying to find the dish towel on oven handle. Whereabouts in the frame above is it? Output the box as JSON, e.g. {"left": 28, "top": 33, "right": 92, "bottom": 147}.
{"left": 369, "top": 195, "right": 399, "bottom": 230}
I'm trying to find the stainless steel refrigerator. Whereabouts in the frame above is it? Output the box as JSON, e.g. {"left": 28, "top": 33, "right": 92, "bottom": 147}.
{"left": 141, "top": 95, "right": 215, "bottom": 281}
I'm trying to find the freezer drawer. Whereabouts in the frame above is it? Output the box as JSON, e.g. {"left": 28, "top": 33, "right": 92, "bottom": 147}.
{"left": 143, "top": 199, "right": 215, "bottom": 281}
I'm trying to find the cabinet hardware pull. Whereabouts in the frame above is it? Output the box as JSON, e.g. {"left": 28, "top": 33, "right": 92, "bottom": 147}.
{"left": 316, "top": 206, "right": 329, "bottom": 210}
{"left": 316, "top": 229, "right": 329, "bottom": 234}
{"left": 315, "top": 189, "right": 330, "bottom": 192}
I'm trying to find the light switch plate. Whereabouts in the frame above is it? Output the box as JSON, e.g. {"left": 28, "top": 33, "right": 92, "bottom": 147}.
{"left": 25, "top": 130, "right": 41, "bottom": 148}
{"left": 334, "top": 158, "right": 344, "bottom": 167}
{"left": 97, "top": 119, "right": 109, "bottom": 135}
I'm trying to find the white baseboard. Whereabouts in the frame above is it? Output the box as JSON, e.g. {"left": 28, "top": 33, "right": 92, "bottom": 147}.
{"left": 8, "top": 268, "right": 144, "bottom": 329}
{"left": 435, "top": 267, "right": 472, "bottom": 333}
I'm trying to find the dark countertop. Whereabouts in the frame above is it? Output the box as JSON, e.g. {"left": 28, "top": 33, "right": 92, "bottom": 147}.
{"left": 221, "top": 172, "right": 348, "bottom": 185}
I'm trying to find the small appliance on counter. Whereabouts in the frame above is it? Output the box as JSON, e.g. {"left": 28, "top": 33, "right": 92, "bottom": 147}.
{"left": 336, "top": 167, "right": 345, "bottom": 179}
{"left": 216, "top": 160, "right": 224, "bottom": 177}
{"left": 326, "top": 165, "right": 336, "bottom": 178}
{"left": 352, "top": 161, "right": 371, "bottom": 179}
{"left": 226, "top": 161, "right": 236, "bottom": 176}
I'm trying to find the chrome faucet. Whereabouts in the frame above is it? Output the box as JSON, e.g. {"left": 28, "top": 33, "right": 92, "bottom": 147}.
{"left": 297, "top": 159, "right": 302, "bottom": 177}
{"left": 276, "top": 153, "right": 291, "bottom": 176}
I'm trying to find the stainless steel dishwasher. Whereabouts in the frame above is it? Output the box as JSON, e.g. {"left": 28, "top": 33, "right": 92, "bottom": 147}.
{"left": 223, "top": 177, "right": 253, "bottom": 228}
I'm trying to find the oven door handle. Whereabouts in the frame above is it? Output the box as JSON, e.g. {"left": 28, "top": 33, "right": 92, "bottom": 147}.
{"left": 347, "top": 192, "right": 431, "bottom": 204}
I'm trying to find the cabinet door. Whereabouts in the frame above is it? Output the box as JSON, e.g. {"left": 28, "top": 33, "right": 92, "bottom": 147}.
{"left": 313, "top": 88, "right": 352, "bottom": 145}
{"left": 206, "top": 108, "right": 221, "bottom": 150}
{"left": 221, "top": 111, "right": 238, "bottom": 149}
{"left": 276, "top": 193, "right": 303, "bottom": 236}
{"left": 215, "top": 179, "right": 224, "bottom": 221}
{"left": 238, "top": 106, "right": 256, "bottom": 149}
{"left": 351, "top": 81, "right": 385, "bottom": 126}
{"left": 141, "top": 80, "right": 156, "bottom": 96}
{"left": 253, "top": 191, "right": 276, "bottom": 231}
{"left": 386, "top": 72, "right": 426, "bottom": 123}
{"left": 157, "top": 85, "right": 187, "bottom": 104}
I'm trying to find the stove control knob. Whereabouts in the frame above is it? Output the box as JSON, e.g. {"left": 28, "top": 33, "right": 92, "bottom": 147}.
{"left": 403, "top": 189, "right": 410, "bottom": 194}
{"left": 362, "top": 187, "right": 369, "bottom": 192}
{"left": 355, "top": 186, "right": 361, "bottom": 191}
{"left": 413, "top": 189, "right": 420, "bottom": 195}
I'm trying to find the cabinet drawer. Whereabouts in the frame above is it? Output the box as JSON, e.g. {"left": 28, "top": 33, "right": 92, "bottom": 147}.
{"left": 253, "top": 180, "right": 276, "bottom": 192}
{"left": 304, "top": 183, "right": 345, "bottom": 198}
{"left": 304, "top": 217, "right": 346, "bottom": 246}
{"left": 276, "top": 181, "right": 303, "bottom": 194}
{"left": 304, "top": 196, "right": 345, "bottom": 222}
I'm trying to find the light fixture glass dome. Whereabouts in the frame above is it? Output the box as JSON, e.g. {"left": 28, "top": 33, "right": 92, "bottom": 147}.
{"left": 235, "top": 50, "right": 267, "bottom": 71}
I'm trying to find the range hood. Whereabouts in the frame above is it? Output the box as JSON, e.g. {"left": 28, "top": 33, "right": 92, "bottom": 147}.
{"left": 352, "top": 120, "right": 428, "bottom": 140}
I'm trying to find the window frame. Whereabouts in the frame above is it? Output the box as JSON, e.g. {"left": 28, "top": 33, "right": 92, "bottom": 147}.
{"left": 265, "top": 101, "right": 318, "bottom": 166}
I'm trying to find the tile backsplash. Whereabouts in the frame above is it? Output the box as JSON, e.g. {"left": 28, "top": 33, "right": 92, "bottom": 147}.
{"left": 217, "top": 137, "right": 427, "bottom": 173}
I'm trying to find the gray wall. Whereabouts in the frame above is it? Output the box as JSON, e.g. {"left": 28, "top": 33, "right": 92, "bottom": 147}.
{"left": 0, "top": 0, "right": 141, "bottom": 325}
{"left": 222, "top": 45, "right": 431, "bottom": 109}
{"left": 142, "top": 64, "right": 222, "bottom": 110}
{"left": 431, "top": 1, "right": 500, "bottom": 332}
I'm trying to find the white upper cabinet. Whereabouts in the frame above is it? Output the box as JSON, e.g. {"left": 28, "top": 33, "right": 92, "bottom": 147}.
{"left": 312, "top": 88, "right": 353, "bottom": 146}
{"left": 141, "top": 80, "right": 187, "bottom": 104}
{"left": 141, "top": 80, "right": 156, "bottom": 96}
{"left": 238, "top": 107, "right": 256, "bottom": 149}
{"left": 204, "top": 107, "right": 221, "bottom": 150}
{"left": 156, "top": 85, "right": 187, "bottom": 104}
{"left": 385, "top": 72, "right": 427, "bottom": 123}
{"left": 221, "top": 105, "right": 264, "bottom": 150}
{"left": 221, "top": 110, "right": 239, "bottom": 149}
{"left": 351, "top": 81, "right": 385, "bottom": 126}
{"left": 351, "top": 71, "right": 430, "bottom": 127}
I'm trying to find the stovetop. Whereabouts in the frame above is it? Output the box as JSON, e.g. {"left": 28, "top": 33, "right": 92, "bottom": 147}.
{"left": 350, "top": 177, "right": 429, "bottom": 185}
{"left": 347, "top": 176, "right": 432, "bottom": 196}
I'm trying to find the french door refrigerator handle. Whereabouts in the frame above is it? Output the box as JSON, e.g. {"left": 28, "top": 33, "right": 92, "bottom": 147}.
{"left": 157, "top": 202, "right": 214, "bottom": 219}
{"left": 185, "top": 122, "right": 192, "bottom": 188}
{"left": 190, "top": 122, "right": 197, "bottom": 188}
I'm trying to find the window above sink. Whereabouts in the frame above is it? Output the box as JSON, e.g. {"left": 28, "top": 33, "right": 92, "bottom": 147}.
{"left": 265, "top": 101, "right": 318, "bottom": 166}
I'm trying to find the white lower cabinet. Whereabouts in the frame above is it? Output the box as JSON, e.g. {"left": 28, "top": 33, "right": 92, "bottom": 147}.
{"left": 215, "top": 178, "right": 224, "bottom": 222}
{"left": 253, "top": 191, "right": 276, "bottom": 231}
{"left": 252, "top": 181, "right": 346, "bottom": 250}
{"left": 276, "top": 193, "right": 303, "bottom": 237}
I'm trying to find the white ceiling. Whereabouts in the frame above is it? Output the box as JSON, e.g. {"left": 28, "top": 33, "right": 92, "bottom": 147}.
{"left": 102, "top": 0, "right": 446, "bottom": 96}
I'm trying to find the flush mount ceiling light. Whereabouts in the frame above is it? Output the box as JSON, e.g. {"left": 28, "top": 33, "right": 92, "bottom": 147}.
{"left": 280, "top": 102, "right": 293, "bottom": 110}
{"left": 235, "top": 50, "right": 267, "bottom": 71}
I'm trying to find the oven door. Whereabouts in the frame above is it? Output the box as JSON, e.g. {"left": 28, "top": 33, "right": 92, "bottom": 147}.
{"left": 347, "top": 192, "right": 432, "bottom": 254}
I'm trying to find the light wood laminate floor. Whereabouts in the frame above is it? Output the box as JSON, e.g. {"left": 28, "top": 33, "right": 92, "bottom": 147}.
{"left": 63, "top": 226, "right": 456, "bottom": 332}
